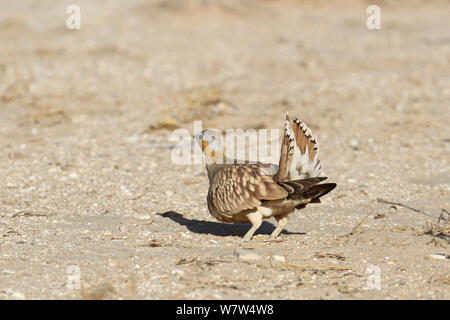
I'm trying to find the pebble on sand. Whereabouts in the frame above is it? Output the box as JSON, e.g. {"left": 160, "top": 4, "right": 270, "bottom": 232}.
{"left": 234, "top": 248, "right": 261, "bottom": 261}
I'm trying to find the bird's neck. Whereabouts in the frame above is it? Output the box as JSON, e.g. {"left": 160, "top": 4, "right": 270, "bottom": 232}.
{"left": 203, "top": 148, "right": 226, "bottom": 181}
{"left": 205, "top": 162, "right": 225, "bottom": 182}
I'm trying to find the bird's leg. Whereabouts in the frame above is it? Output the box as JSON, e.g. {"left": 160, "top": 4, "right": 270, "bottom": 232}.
{"left": 242, "top": 210, "right": 263, "bottom": 242}
{"left": 268, "top": 212, "right": 289, "bottom": 240}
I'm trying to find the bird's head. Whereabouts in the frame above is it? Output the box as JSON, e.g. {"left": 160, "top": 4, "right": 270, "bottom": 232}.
{"left": 193, "top": 129, "right": 224, "bottom": 162}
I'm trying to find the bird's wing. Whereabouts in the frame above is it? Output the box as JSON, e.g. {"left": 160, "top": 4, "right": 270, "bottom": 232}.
{"left": 207, "top": 163, "right": 288, "bottom": 219}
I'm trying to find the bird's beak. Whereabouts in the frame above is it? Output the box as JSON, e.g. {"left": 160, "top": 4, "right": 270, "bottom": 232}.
{"left": 193, "top": 132, "right": 202, "bottom": 139}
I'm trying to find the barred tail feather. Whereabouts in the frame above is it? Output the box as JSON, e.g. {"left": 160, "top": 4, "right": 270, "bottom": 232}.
{"left": 288, "top": 118, "right": 321, "bottom": 179}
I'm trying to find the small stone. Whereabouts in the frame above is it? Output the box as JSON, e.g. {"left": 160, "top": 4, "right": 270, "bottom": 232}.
{"left": 234, "top": 248, "right": 261, "bottom": 261}
{"left": 68, "top": 172, "right": 78, "bottom": 179}
{"left": 271, "top": 255, "right": 286, "bottom": 264}
{"left": 125, "top": 135, "right": 139, "bottom": 144}
{"left": 180, "top": 232, "right": 192, "bottom": 239}
{"left": 2, "top": 270, "right": 15, "bottom": 274}
{"left": 171, "top": 269, "right": 184, "bottom": 277}
{"left": 134, "top": 214, "right": 152, "bottom": 220}
{"left": 425, "top": 254, "right": 449, "bottom": 260}
{"left": 165, "top": 190, "right": 174, "bottom": 197}
{"left": 11, "top": 292, "right": 25, "bottom": 300}
{"left": 349, "top": 138, "right": 359, "bottom": 150}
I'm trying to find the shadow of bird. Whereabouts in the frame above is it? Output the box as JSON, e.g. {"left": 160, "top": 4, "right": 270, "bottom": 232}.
{"left": 157, "top": 211, "right": 305, "bottom": 238}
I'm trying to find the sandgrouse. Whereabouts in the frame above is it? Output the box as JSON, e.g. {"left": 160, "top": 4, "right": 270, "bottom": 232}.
{"left": 194, "top": 113, "right": 336, "bottom": 242}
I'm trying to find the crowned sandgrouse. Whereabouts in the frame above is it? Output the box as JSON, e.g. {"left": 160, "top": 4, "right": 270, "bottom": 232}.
{"left": 194, "top": 113, "right": 336, "bottom": 242}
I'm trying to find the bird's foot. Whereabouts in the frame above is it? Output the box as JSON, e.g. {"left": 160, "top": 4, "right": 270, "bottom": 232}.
{"left": 264, "top": 235, "right": 283, "bottom": 243}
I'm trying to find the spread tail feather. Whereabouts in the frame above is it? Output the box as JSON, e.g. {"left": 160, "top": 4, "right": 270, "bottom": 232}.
{"left": 274, "top": 112, "right": 322, "bottom": 182}
{"left": 288, "top": 118, "right": 321, "bottom": 179}
{"left": 273, "top": 112, "right": 294, "bottom": 182}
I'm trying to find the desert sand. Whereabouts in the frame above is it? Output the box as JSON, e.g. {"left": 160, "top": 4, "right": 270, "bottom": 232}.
{"left": 0, "top": 0, "right": 449, "bottom": 299}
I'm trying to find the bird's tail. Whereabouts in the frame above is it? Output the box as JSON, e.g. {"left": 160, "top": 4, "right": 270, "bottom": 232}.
{"left": 298, "top": 183, "right": 336, "bottom": 202}
{"left": 278, "top": 176, "right": 336, "bottom": 206}
{"left": 273, "top": 112, "right": 321, "bottom": 182}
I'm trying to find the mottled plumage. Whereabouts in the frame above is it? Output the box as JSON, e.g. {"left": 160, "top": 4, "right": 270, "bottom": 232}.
{"left": 195, "top": 113, "right": 336, "bottom": 242}
{"left": 207, "top": 164, "right": 288, "bottom": 222}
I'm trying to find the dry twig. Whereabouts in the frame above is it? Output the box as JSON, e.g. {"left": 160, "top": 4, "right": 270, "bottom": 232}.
{"left": 279, "top": 263, "right": 351, "bottom": 272}
{"left": 127, "top": 188, "right": 151, "bottom": 200}
{"left": 377, "top": 198, "right": 434, "bottom": 218}
{"left": 342, "top": 210, "right": 374, "bottom": 237}
{"left": 12, "top": 211, "right": 54, "bottom": 218}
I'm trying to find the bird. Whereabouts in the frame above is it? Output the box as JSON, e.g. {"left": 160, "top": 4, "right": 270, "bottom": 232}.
{"left": 194, "top": 113, "right": 336, "bottom": 242}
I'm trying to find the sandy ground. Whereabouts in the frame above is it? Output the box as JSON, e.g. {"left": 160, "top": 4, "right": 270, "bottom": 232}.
{"left": 0, "top": 0, "right": 449, "bottom": 299}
